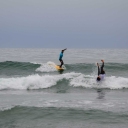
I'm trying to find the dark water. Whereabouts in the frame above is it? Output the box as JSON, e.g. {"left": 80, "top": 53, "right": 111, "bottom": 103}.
{"left": 0, "top": 106, "right": 128, "bottom": 128}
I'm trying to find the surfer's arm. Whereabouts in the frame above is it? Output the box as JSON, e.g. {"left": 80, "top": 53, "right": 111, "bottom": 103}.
{"left": 101, "top": 60, "right": 104, "bottom": 67}
{"left": 62, "top": 48, "right": 67, "bottom": 51}
{"left": 97, "top": 63, "right": 100, "bottom": 76}
{"left": 101, "top": 60, "right": 104, "bottom": 71}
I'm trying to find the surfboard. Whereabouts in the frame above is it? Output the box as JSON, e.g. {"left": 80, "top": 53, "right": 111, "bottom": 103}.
{"left": 55, "top": 65, "right": 64, "bottom": 70}
{"left": 48, "top": 62, "right": 65, "bottom": 70}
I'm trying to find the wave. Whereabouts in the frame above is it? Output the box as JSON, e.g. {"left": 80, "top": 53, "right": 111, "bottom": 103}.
{"left": 0, "top": 61, "right": 128, "bottom": 75}
{"left": 0, "top": 72, "right": 81, "bottom": 90}
{"left": 0, "top": 61, "right": 40, "bottom": 70}
{"left": 0, "top": 72, "right": 128, "bottom": 90}
{"left": 0, "top": 106, "right": 128, "bottom": 128}
{"left": 1, "top": 106, "right": 128, "bottom": 119}
{"left": 0, "top": 61, "right": 40, "bottom": 77}
{"left": 70, "top": 75, "right": 128, "bottom": 89}
{"left": 1, "top": 61, "right": 128, "bottom": 71}
{"left": 36, "top": 61, "right": 60, "bottom": 72}
{"left": 0, "top": 61, "right": 128, "bottom": 90}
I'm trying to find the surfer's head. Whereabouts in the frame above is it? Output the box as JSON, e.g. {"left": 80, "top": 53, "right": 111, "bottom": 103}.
{"left": 97, "top": 76, "right": 101, "bottom": 81}
{"left": 62, "top": 50, "right": 64, "bottom": 53}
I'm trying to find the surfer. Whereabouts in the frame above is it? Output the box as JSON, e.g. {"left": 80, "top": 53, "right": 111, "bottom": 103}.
{"left": 97, "top": 60, "right": 105, "bottom": 81}
{"left": 59, "top": 48, "right": 67, "bottom": 68}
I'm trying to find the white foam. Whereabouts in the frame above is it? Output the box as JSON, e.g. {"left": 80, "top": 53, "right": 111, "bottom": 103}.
{"left": 103, "top": 76, "right": 128, "bottom": 89}
{"left": 70, "top": 74, "right": 128, "bottom": 89}
{"left": 30, "top": 62, "right": 42, "bottom": 65}
{"left": 0, "top": 72, "right": 128, "bottom": 90}
{"left": 36, "top": 61, "right": 66, "bottom": 72}
{"left": 36, "top": 61, "right": 57, "bottom": 72}
{"left": 0, "top": 72, "right": 81, "bottom": 90}
{"left": 70, "top": 74, "right": 96, "bottom": 88}
{"left": 0, "top": 106, "right": 16, "bottom": 112}
{"left": 0, "top": 74, "right": 57, "bottom": 90}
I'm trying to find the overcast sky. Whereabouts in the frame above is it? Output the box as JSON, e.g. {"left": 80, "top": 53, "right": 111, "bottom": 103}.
{"left": 0, "top": 0, "right": 128, "bottom": 48}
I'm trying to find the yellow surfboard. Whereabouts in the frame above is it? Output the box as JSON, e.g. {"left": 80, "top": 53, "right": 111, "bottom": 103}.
{"left": 55, "top": 65, "right": 64, "bottom": 70}
{"left": 48, "top": 62, "right": 65, "bottom": 70}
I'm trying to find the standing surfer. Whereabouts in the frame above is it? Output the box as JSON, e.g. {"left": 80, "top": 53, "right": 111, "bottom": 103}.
{"left": 59, "top": 48, "right": 67, "bottom": 68}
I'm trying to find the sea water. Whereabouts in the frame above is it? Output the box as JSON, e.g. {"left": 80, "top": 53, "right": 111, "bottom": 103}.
{"left": 0, "top": 48, "right": 128, "bottom": 128}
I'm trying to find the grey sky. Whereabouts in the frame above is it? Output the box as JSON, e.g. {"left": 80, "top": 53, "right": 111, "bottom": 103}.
{"left": 0, "top": 0, "right": 128, "bottom": 48}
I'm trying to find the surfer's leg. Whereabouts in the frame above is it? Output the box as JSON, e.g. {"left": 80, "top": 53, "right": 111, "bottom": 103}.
{"left": 101, "top": 60, "right": 105, "bottom": 74}
{"left": 59, "top": 59, "right": 62, "bottom": 67}
{"left": 60, "top": 60, "right": 63, "bottom": 68}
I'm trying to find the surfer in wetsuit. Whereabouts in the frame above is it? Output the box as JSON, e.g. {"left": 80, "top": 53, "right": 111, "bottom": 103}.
{"left": 97, "top": 60, "right": 105, "bottom": 81}
{"left": 59, "top": 48, "right": 67, "bottom": 68}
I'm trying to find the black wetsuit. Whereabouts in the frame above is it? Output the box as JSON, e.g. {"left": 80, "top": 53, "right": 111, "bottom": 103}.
{"left": 97, "top": 62, "right": 105, "bottom": 81}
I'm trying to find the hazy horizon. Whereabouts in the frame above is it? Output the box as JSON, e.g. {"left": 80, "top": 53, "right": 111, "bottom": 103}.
{"left": 0, "top": 0, "right": 128, "bottom": 48}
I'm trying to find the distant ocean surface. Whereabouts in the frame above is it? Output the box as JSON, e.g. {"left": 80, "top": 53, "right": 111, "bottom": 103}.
{"left": 0, "top": 48, "right": 128, "bottom": 128}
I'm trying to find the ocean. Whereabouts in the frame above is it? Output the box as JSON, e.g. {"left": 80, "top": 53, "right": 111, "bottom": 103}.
{"left": 0, "top": 48, "right": 128, "bottom": 128}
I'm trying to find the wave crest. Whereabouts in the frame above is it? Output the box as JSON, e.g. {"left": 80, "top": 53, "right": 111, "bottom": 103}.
{"left": 0, "top": 72, "right": 128, "bottom": 90}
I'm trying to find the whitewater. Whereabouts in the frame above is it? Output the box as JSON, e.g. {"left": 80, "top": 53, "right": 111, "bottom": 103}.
{"left": 0, "top": 60, "right": 128, "bottom": 90}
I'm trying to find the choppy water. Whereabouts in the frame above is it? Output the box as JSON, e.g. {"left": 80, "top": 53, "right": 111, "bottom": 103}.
{"left": 0, "top": 49, "right": 128, "bottom": 128}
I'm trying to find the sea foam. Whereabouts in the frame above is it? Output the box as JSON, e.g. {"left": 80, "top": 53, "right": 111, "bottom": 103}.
{"left": 0, "top": 72, "right": 128, "bottom": 90}
{"left": 0, "top": 72, "right": 81, "bottom": 90}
